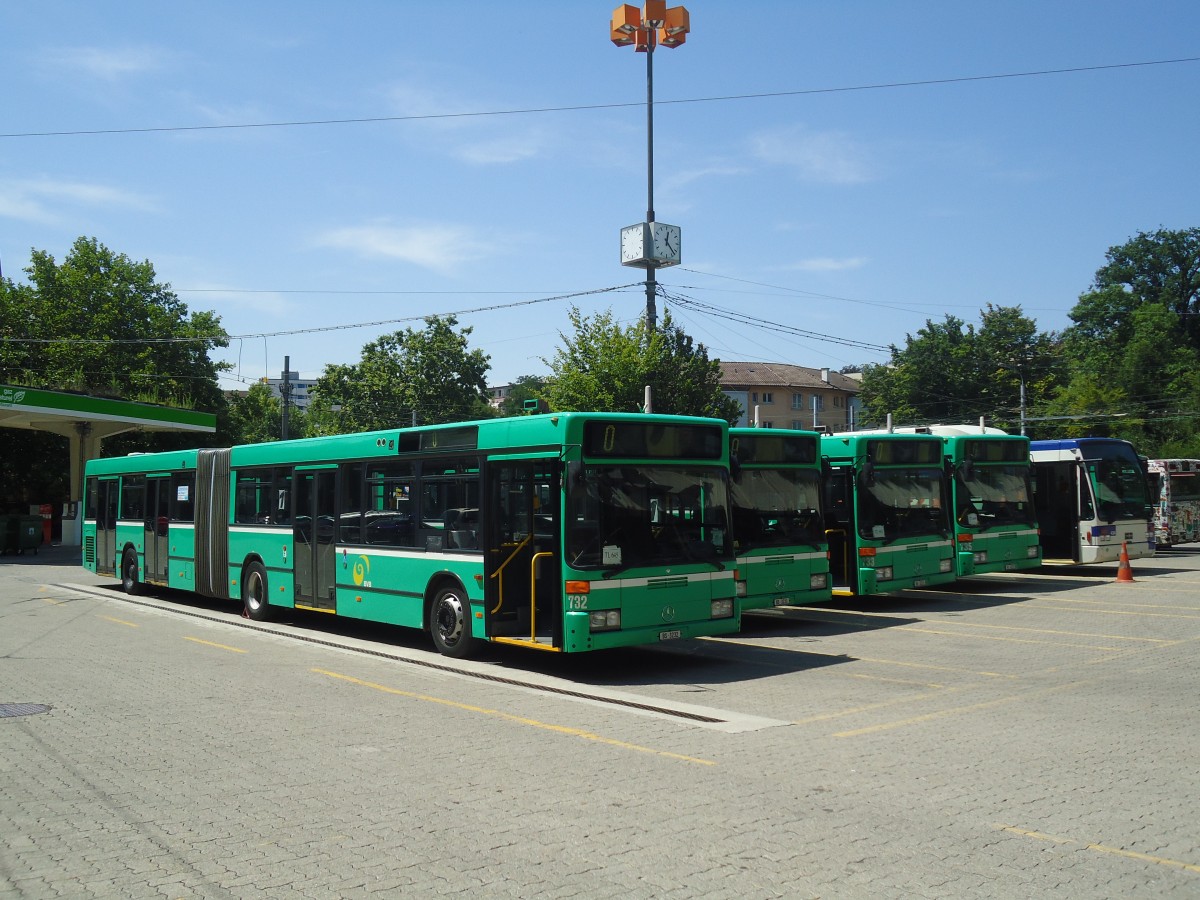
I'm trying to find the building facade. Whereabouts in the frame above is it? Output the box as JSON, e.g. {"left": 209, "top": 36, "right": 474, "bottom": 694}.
{"left": 719, "top": 361, "right": 861, "bottom": 431}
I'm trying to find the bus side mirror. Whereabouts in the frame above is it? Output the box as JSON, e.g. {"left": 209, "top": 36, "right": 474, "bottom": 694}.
{"left": 860, "top": 462, "right": 876, "bottom": 487}
{"left": 730, "top": 454, "right": 741, "bottom": 478}
{"left": 960, "top": 459, "right": 974, "bottom": 480}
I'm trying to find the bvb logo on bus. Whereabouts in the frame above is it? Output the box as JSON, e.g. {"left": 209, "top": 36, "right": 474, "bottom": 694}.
{"left": 352, "top": 555, "right": 371, "bottom": 587}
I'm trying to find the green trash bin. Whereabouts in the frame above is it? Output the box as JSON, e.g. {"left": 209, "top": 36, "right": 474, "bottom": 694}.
{"left": 17, "top": 515, "right": 43, "bottom": 555}
{"left": 0, "top": 515, "right": 16, "bottom": 555}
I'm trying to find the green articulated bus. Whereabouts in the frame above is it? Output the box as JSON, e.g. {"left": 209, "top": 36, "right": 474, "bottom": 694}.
{"left": 898, "top": 426, "right": 1041, "bottom": 576}
{"left": 82, "top": 412, "right": 740, "bottom": 657}
{"left": 728, "top": 428, "right": 831, "bottom": 609}
{"left": 820, "top": 432, "right": 956, "bottom": 596}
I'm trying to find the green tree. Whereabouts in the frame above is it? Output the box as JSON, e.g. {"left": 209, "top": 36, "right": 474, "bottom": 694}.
{"left": 543, "top": 306, "right": 740, "bottom": 422}
{"left": 0, "top": 237, "right": 228, "bottom": 411}
{"left": 498, "top": 374, "right": 548, "bottom": 416}
{"left": 857, "top": 305, "right": 1058, "bottom": 430}
{"left": 226, "top": 381, "right": 309, "bottom": 444}
{"left": 306, "top": 315, "right": 491, "bottom": 434}
{"left": 0, "top": 238, "right": 229, "bottom": 509}
{"left": 1051, "top": 228, "right": 1200, "bottom": 451}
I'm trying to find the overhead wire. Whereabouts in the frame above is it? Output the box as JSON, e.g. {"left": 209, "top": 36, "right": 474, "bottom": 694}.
{"left": 2, "top": 57, "right": 1197, "bottom": 139}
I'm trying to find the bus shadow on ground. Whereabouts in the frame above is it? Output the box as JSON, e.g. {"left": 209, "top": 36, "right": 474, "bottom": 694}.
{"left": 525, "top": 639, "right": 854, "bottom": 688}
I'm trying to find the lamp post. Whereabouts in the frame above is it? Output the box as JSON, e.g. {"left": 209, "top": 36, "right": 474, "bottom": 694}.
{"left": 611, "top": 2, "right": 689, "bottom": 333}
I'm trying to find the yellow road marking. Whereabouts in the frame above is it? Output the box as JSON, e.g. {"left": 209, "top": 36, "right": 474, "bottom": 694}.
{"left": 998, "top": 824, "right": 1200, "bottom": 873}
{"left": 794, "top": 687, "right": 966, "bottom": 725}
{"left": 853, "top": 655, "right": 1017, "bottom": 679}
{"left": 312, "top": 668, "right": 715, "bottom": 766}
{"left": 898, "top": 626, "right": 1123, "bottom": 650}
{"left": 184, "top": 637, "right": 247, "bottom": 654}
{"left": 41, "top": 597, "right": 68, "bottom": 606}
{"left": 98, "top": 615, "right": 139, "bottom": 627}
{"left": 833, "top": 681, "right": 1091, "bottom": 738}
{"left": 842, "top": 672, "right": 945, "bottom": 688}
{"left": 910, "top": 621, "right": 1172, "bottom": 643}
{"left": 1027, "top": 604, "right": 1200, "bottom": 620}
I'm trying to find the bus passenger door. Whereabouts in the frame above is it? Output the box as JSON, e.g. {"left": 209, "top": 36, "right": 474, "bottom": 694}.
{"left": 143, "top": 477, "right": 171, "bottom": 584}
{"left": 294, "top": 468, "right": 337, "bottom": 611}
{"left": 96, "top": 479, "right": 120, "bottom": 576}
{"left": 483, "top": 457, "right": 561, "bottom": 647}
{"left": 1032, "top": 462, "right": 1078, "bottom": 561}
{"left": 822, "top": 468, "right": 854, "bottom": 591}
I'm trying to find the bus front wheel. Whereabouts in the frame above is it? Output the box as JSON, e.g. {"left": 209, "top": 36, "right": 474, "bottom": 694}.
{"left": 243, "top": 561, "right": 272, "bottom": 622}
{"left": 429, "top": 583, "right": 477, "bottom": 659}
{"left": 121, "top": 550, "right": 142, "bottom": 595}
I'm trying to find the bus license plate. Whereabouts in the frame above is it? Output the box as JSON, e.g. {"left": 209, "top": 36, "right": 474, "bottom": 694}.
{"left": 773, "top": 597, "right": 790, "bottom": 607}
{"left": 659, "top": 630, "right": 682, "bottom": 641}
{"left": 1005, "top": 562, "right": 1017, "bottom": 571}
{"left": 913, "top": 578, "right": 928, "bottom": 587}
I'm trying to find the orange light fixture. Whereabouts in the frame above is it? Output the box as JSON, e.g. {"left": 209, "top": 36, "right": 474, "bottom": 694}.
{"left": 610, "top": 3, "right": 689, "bottom": 49}
{"left": 611, "top": 3, "right": 641, "bottom": 35}
{"left": 643, "top": 0, "right": 667, "bottom": 27}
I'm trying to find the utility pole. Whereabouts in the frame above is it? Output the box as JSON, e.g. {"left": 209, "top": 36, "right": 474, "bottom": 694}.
{"left": 280, "top": 356, "right": 292, "bottom": 441}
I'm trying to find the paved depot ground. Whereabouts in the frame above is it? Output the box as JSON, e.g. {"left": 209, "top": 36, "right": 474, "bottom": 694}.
{"left": 2, "top": 545, "right": 1198, "bottom": 898}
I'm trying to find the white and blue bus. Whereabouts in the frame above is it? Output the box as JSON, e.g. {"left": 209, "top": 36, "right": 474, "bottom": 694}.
{"left": 1030, "top": 438, "right": 1153, "bottom": 564}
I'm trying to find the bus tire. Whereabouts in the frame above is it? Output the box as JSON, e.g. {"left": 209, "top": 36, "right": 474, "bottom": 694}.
{"left": 243, "top": 560, "right": 272, "bottom": 622}
{"left": 429, "top": 582, "right": 477, "bottom": 659}
{"left": 121, "top": 549, "right": 143, "bottom": 595}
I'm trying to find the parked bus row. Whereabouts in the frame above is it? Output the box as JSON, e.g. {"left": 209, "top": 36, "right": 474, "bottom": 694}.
{"left": 82, "top": 412, "right": 1160, "bottom": 659}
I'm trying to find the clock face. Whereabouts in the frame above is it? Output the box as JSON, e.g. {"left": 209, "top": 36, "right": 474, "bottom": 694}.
{"left": 620, "top": 224, "right": 646, "bottom": 265}
{"left": 650, "top": 223, "right": 681, "bottom": 265}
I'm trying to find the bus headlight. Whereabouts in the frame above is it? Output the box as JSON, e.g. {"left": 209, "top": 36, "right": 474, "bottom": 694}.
{"left": 735, "top": 580, "right": 748, "bottom": 598}
{"left": 876, "top": 566, "right": 894, "bottom": 582}
{"left": 711, "top": 599, "right": 734, "bottom": 619}
{"left": 809, "top": 573, "right": 828, "bottom": 590}
{"left": 973, "top": 551, "right": 988, "bottom": 564}
{"left": 939, "top": 559, "right": 954, "bottom": 573}
{"left": 1026, "top": 545, "right": 1039, "bottom": 558}
{"left": 589, "top": 610, "right": 621, "bottom": 632}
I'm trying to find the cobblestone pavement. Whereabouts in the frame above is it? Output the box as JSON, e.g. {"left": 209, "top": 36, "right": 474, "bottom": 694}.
{"left": 2, "top": 545, "right": 1198, "bottom": 898}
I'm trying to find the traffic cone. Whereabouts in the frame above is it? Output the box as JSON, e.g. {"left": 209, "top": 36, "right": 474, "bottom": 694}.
{"left": 1115, "top": 541, "right": 1135, "bottom": 583}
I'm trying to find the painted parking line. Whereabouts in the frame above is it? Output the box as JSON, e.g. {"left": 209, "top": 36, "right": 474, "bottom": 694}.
{"left": 913, "top": 621, "right": 1173, "bottom": 643}
{"left": 1026, "top": 603, "right": 1200, "bottom": 621}
{"left": 184, "top": 636, "right": 248, "bottom": 654}
{"left": 832, "top": 680, "right": 1093, "bottom": 738}
{"left": 312, "top": 668, "right": 716, "bottom": 767}
{"left": 896, "top": 626, "right": 1124, "bottom": 651}
{"left": 852, "top": 655, "right": 1018, "bottom": 679}
{"left": 98, "top": 615, "right": 139, "bottom": 627}
{"left": 998, "top": 824, "right": 1200, "bottom": 873}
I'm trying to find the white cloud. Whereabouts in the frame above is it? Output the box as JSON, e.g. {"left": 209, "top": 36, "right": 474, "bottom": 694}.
{"left": 661, "top": 163, "right": 748, "bottom": 193}
{"left": 0, "top": 177, "right": 157, "bottom": 224}
{"left": 750, "top": 125, "right": 875, "bottom": 184}
{"left": 42, "top": 45, "right": 168, "bottom": 81}
{"left": 384, "top": 79, "right": 551, "bottom": 165}
{"left": 313, "top": 222, "right": 495, "bottom": 274}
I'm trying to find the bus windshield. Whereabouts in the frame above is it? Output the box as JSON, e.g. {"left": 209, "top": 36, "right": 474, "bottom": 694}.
{"left": 566, "top": 464, "right": 731, "bottom": 570}
{"left": 955, "top": 464, "right": 1037, "bottom": 528}
{"left": 730, "top": 468, "right": 824, "bottom": 550}
{"left": 1082, "top": 445, "right": 1149, "bottom": 520}
{"left": 858, "top": 467, "right": 948, "bottom": 542}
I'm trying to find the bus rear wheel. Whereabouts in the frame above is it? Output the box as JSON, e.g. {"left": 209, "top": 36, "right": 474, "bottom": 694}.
{"left": 243, "top": 561, "right": 272, "bottom": 622}
{"left": 430, "top": 583, "right": 477, "bottom": 659}
{"left": 121, "top": 550, "right": 142, "bottom": 595}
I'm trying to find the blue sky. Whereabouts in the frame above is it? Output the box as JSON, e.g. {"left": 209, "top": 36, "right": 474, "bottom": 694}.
{"left": 2, "top": 1, "right": 1197, "bottom": 394}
